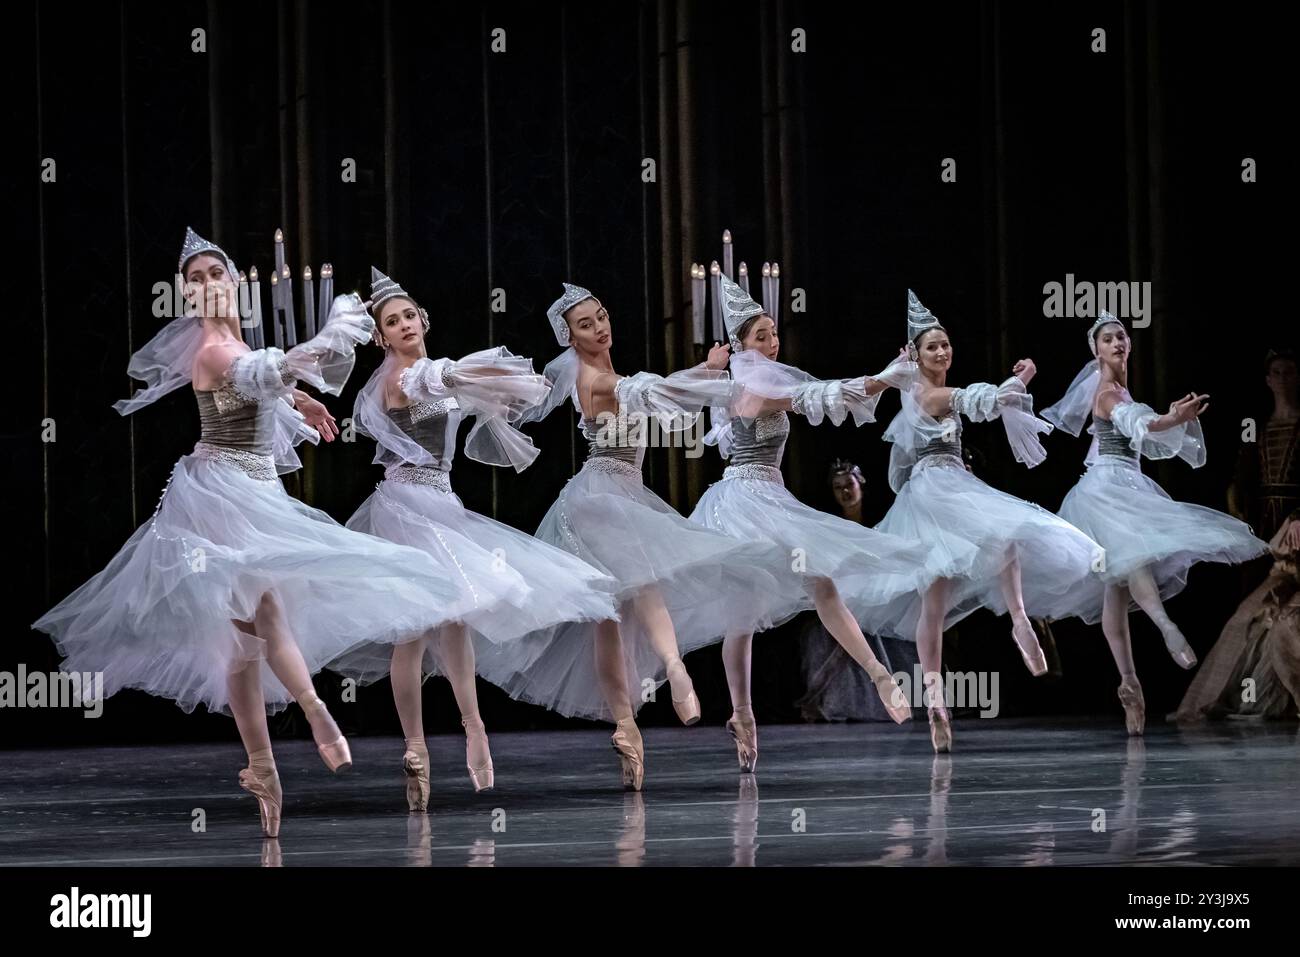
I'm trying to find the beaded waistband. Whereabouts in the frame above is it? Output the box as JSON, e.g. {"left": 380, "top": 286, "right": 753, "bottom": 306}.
{"left": 582, "top": 456, "right": 643, "bottom": 480}
{"left": 192, "top": 442, "right": 277, "bottom": 481}
{"left": 385, "top": 464, "right": 453, "bottom": 492}
{"left": 1090, "top": 452, "right": 1141, "bottom": 470}
{"left": 914, "top": 452, "right": 964, "bottom": 473}
{"left": 723, "top": 463, "right": 784, "bottom": 485}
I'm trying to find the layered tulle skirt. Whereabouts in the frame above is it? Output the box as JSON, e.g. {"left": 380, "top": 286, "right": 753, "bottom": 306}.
{"left": 31, "top": 451, "right": 461, "bottom": 715}
{"left": 475, "top": 458, "right": 804, "bottom": 721}
{"left": 689, "top": 471, "right": 934, "bottom": 628}
{"left": 871, "top": 456, "right": 1102, "bottom": 638}
{"left": 329, "top": 475, "right": 620, "bottom": 683}
{"left": 1057, "top": 455, "right": 1267, "bottom": 623}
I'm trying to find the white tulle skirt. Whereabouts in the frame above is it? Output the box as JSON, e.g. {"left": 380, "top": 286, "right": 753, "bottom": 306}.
{"left": 329, "top": 476, "right": 620, "bottom": 683}
{"left": 1057, "top": 455, "right": 1267, "bottom": 623}
{"left": 475, "top": 459, "right": 806, "bottom": 722}
{"left": 689, "top": 471, "right": 934, "bottom": 627}
{"left": 871, "top": 456, "right": 1102, "bottom": 638}
{"left": 31, "top": 452, "right": 461, "bottom": 716}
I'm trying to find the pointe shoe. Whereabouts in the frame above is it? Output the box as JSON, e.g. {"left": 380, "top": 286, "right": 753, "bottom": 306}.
{"left": 403, "top": 749, "right": 430, "bottom": 812}
{"left": 1117, "top": 679, "right": 1146, "bottom": 736}
{"left": 299, "top": 690, "right": 352, "bottom": 772}
{"left": 726, "top": 710, "right": 759, "bottom": 773}
{"left": 666, "top": 659, "right": 701, "bottom": 726}
{"left": 927, "top": 706, "right": 952, "bottom": 754}
{"left": 238, "top": 766, "right": 282, "bottom": 839}
{"left": 1160, "top": 624, "right": 1198, "bottom": 670}
{"left": 868, "top": 665, "right": 913, "bottom": 724}
{"left": 611, "top": 719, "right": 645, "bottom": 791}
{"left": 1011, "top": 616, "right": 1048, "bottom": 676}
{"left": 462, "top": 717, "right": 494, "bottom": 793}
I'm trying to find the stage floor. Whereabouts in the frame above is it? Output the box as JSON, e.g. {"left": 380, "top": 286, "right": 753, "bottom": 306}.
{"left": 2, "top": 717, "right": 1297, "bottom": 866}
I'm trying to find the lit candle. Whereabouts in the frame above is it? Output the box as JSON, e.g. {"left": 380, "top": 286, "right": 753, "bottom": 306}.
{"left": 303, "top": 266, "right": 316, "bottom": 340}
{"left": 691, "top": 263, "right": 705, "bottom": 346}
{"left": 238, "top": 271, "right": 253, "bottom": 347}
{"left": 269, "top": 271, "right": 283, "bottom": 349}
{"left": 250, "top": 266, "right": 264, "bottom": 350}
{"left": 281, "top": 263, "right": 297, "bottom": 347}
{"left": 770, "top": 262, "right": 781, "bottom": 328}
{"left": 722, "top": 229, "right": 733, "bottom": 281}
{"left": 272, "top": 228, "right": 285, "bottom": 311}
{"left": 709, "top": 261, "right": 723, "bottom": 342}
{"left": 738, "top": 261, "right": 749, "bottom": 295}
{"left": 318, "top": 263, "right": 334, "bottom": 327}
{"left": 761, "top": 262, "right": 772, "bottom": 316}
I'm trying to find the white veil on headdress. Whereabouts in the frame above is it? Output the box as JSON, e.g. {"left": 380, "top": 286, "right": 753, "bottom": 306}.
{"left": 113, "top": 227, "right": 241, "bottom": 416}
{"left": 518, "top": 282, "right": 595, "bottom": 424}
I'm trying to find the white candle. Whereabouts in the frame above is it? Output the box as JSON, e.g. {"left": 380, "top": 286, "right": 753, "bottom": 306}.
{"left": 269, "top": 271, "right": 283, "bottom": 349}
{"left": 738, "top": 261, "right": 749, "bottom": 295}
{"left": 709, "top": 261, "right": 723, "bottom": 342}
{"left": 318, "top": 263, "right": 333, "bottom": 327}
{"left": 303, "top": 266, "right": 316, "bottom": 340}
{"left": 250, "top": 266, "right": 264, "bottom": 350}
{"left": 722, "top": 229, "right": 733, "bottom": 281}
{"left": 770, "top": 262, "right": 780, "bottom": 328}
{"left": 761, "top": 262, "right": 772, "bottom": 316}
{"left": 281, "top": 263, "right": 297, "bottom": 347}
{"left": 691, "top": 263, "right": 705, "bottom": 346}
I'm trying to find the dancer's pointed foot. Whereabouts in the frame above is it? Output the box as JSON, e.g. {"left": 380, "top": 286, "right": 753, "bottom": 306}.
{"left": 867, "top": 663, "right": 912, "bottom": 724}
{"left": 1159, "top": 623, "right": 1198, "bottom": 669}
{"left": 1117, "top": 678, "right": 1146, "bottom": 736}
{"left": 666, "top": 658, "right": 701, "bottom": 725}
{"left": 611, "top": 717, "right": 645, "bottom": 791}
{"left": 299, "top": 689, "right": 352, "bottom": 772}
{"left": 927, "top": 706, "right": 952, "bottom": 753}
{"left": 403, "top": 741, "right": 430, "bottom": 812}
{"left": 1011, "top": 615, "right": 1048, "bottom": 676}
{"left": 238, "top": 761, "right": 282, "bottom": 838}
{"left": 726, "top": 706, "right": 758, "bottom": 773}
{"left": 462, "top": 716, "right": 494, "bottom": 793}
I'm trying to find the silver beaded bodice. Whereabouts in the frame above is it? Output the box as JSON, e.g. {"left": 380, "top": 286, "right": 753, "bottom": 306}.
{"left": 387, "top": 399, "right": 460, "bottom": 473}
{"left": 1094, "top": 417, "right": 1138, "bottom": 461}
{"left": 729, "top": 412, "right": 789, "bottom": 469}
{"left": 194, "top": 384, "right": 275, "bottom": 456}
{"left": 916, "top": 412, "right": 964, "bottom": 464}
{"left": 581, "top": 411, "right": 646, "bottom": 471}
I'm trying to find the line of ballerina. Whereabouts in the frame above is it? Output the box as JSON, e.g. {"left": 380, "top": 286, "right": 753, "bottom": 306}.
{"left": 30, "top": 226, "right": 1268, "bottom": 838}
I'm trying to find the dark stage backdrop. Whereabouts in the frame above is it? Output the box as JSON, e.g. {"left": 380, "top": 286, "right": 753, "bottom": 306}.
{"left": 4, "top": 1, "right": 1285, "bottom": 747}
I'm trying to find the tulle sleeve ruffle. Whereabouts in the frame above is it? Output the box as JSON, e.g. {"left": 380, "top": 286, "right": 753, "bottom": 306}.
{"left": 400, "top": 347, "right": 551, "bottom": 471}
{"left": 728, "top": 351, "right": 917, "bottom": 427}
{"left": 1110, "top": 400, "right": 1207, "bottom": 467}
{"left": 951, "top": 376, "right": 1053, "bottom": 467}
{"left": 614, "top": 367, "right": 734, "bottom": 433}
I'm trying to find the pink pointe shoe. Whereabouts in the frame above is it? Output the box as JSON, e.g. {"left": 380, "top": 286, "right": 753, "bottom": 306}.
{"left": 1117, "top": 679, "right": 1146, "bottom": 736}
{"left": 927, "top": 706, "right": 953, "bottom": 754}
{"left": 238, "top": 765, "right": 282, "bottom": 838}
{"left": 666, "top": 659, "right": 701, "bottom": 725}
{"left": 1159, "top": 623, "right": 1198, "bottom": 670}
{"left": 462, "top": 716, "right": 494, "bottom": 793}
{"left": 403, "top": 748, "right": 430, "bottom": 812}
{"left": 1011, "top": 616, "right": 1048, "bottom": 676}
{"left": 611, "top": 718, "right": 645, "bottom": 791}
{"left": 300, "top": 689, "right": 352, "bottom": 772}
{"left": 726, "top": 707, "right": 758, "bottom": 773}
{"left": 867, "top": 663, "right": 913, "bottom": 724}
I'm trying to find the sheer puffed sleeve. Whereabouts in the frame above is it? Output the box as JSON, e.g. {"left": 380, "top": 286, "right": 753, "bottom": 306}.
{"left": 949, "top": 376, "right": 1053, "bottom": 467}
{"left": 1110, "top": 400, "right": 1207, "bottom": 467}
{"left": 229, "top": 292, "right": 374, "bottom": 399}
{"left": 614, "top": 367, "right": 735, "bottom": 432}
{"left": 728, "top": 351, "right": 917, "bottom": 426}
{"left": 399, "top": 347, "right": 552, "bottom": 471}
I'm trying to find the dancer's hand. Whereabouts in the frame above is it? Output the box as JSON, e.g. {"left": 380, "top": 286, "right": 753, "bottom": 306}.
{"left": 296, "top": 393, "right": 339, "bottom": 441}
{"left": 1012, "top": 358, "right": 1036, "bottom": 384}
{"left": 1169, "top": 392, "right": 1209, "bottom": 423}
{"left": 706, "top": 341, "right": 731, "bottom": 370}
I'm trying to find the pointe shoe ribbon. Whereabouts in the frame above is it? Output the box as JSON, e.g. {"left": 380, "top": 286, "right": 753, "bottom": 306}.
{"left": 238, "top": 767, "right": 282, "bottom": 839}
{"left": 299, "top": 690, "right": 352, "bottom": 772}
{"left": 611, "top": 720, "right": 645, "bottom": 792}
{"left": 665, "top": 660, "right": 701, "bottom": 726}
{"left": 726, "top": 710, "right": 758, "bottom": 773}
{"left": 462, "top": 717, "right": 495, "bottom": 793}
